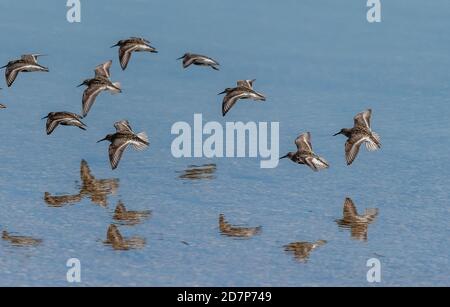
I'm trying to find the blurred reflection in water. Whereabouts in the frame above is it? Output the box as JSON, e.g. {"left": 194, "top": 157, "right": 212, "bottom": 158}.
{"left": 335, "top": 197, "right": 378, "bottom": 242}
{"left": 44, "top": 192, "right": 82, "bottom": 208}
{"left": 219, "top": 214, "right": 261, "bottom": 238}
{"left": 79, "top": 160, "right": 119, "bottom": 207}
{"left": 103, "top": 224, "right": 146, "bottom": 251}
{"left": 284, "top": 240, "right": 327, "bottom": 263}
{"left": 2, "top": 230, "right": 42, "bottom": 247}
{"left": 177, "top": 164, "right": 216, "bottom": 180}
{"left": 44, "top": 160, "right": 119, "bottom": 208}
{"left": 113, "top": 201, "right": 151, "bottom": 226}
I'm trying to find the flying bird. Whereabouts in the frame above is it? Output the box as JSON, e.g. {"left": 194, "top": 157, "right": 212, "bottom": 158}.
{"left": 97, "top": 120, "right": 149, "bottom": 170}
{"left": 280, "top": 132, "right": 329, "bottom": 171}
{"left": 177, "top": 53, "right": 219, "bottom": 70}
{"left": 111, "top": 37, "right": 157, "bottom": 70}
{"left": 333, "top": 109, "right": 381, "bottom": 165}
{"left": 78, "top": 60, "right": 121, "bottom": 117}
{"left": 42, "top": 111, "right": 86, "bottom": 135}
{"left": 1, "top": 54, "right": 49, "bottom": 87}
{"left": 219, "top": 79, "right": 266, "bottom": 116}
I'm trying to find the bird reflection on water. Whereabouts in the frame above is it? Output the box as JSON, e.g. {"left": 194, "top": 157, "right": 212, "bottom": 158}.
{"left": 284, "top": 240, "right": 327, "bottom": 263}
{"left": 335, "top": 197, "right": 378, "bottom": 242}
{"left": 44, "top": 159, "right": 119, "bottom": 208}
{"left": 219, "top": 214, "right": 261, "bottom": 238}
{"left": 113, "top": 201, "right": 151, "bottom": 226}
{"left": 103, "top": 224, "right": 146, "bottom": 251}
{"left": 177, "top": 164, "right": 217, "bottom": 180}
{"left": 2, "top": 231, "right": 42, "bottom": 247}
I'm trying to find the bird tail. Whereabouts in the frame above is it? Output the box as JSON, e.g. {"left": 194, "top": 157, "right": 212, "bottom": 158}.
{"left": 111, "top": 82, "right": 122, "bottom": 94}
{"left": 133, "top": 132, "right": 149, "bottom": 150}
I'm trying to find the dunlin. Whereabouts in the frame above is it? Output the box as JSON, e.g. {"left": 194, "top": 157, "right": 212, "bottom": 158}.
{"left": 78, "top": 60, "right": 121, "bottom": 117}
{"left": 219, "top": 79, "right": 266, "bottom": 116}
{"left": 177, "top": 53, "right": 219, "bottom": 70}
{"left": 280, "top": 132, "right": 329, "bottom": 171}
{"left": 111, "top": 37, "right": 157, "bottom": 70}
{"left": 1, "top": 54, "right": 49, "bottom": 87}
{"left": 333, "top": 109, "right": 381, "bottom": 165}
{"left": 42, "top": 112, "right": 86, "bottom": 135}
{"left": 97, "top": 120, "right": 149, "bottom": 170}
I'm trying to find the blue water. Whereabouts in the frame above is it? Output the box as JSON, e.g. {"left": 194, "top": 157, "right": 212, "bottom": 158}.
{"left": 0, "top": 0, "right": 449, "bottom": 286}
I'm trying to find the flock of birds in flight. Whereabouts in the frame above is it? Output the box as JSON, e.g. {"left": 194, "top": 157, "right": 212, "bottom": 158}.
{"left": 0, "top": 36, "right": 381, "bottom": 170}
{"left": 0, "top": 34, "right": 383, "bottom": 262}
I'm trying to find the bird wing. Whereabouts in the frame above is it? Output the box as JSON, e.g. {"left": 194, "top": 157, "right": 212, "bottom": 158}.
{"left": 182, "top": 56, "right": 197, "bottom": 68}
{"left": 236, "top": 79, "right": 255, "bottom": 89}
{"left": 82, "top": 84, "right": 106, "bottom": 117}
{"left": 345, "top": 134, "right": 369, "bottom": 165}
{"left": 354, "top": 109, "right": 372, "bottom": 129}
{"left": 21, "top": 54, "right": 39, "bottom": 64}
{"left": 343, "top": 197, "right": 358, "bottom": 219}
{"left": 5, "top": 62, "right": 25, "bottom": 87}
{"left": 295, "top": 132, "right": 313, "bottom": 152}
{"left": 109, "top": 140, "right": 130, "bottom": 170}
{"left": 114, "top": 120, "right": 133, "bottom": 133}
{"left": 119, "top": 44, "right": 139, "bottom": 70}
{"left": 94, "top": 60, "right": 112, "bottom": 78}
{"left": 304, "top": 155, "right": 329, "bottom": 172}
{"left": 222, "top": 91, "right": 248, "bottom": 116}
{"left": 46, "top": 117, "right": 63, "bottom": 135}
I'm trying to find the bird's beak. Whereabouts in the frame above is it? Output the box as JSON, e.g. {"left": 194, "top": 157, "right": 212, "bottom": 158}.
{"left": 110, "top": 43, "right": 119, "bottom": 48}
{"left": 97, "top": 137, "right": 107, "bottom": 143}
{"left": 279, "top": 154, "right": 289, "bottom": 160}
{"left": 41, "top": 115, "right": 49, "bottom": 120}
{"left": 176, "top": 56, "right": 184, "bottom": 60}
{"left": 0, "top": 64, "right": 7, "bottom": 69}
{"left": 333, "top": 131, "right": 342, "bottom": 136}
{"left": 218, "top": 90, "right": 227, "bottom": 95}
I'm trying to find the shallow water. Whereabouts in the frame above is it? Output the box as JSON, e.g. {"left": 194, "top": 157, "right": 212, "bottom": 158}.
{"left": 0, "top": 0, "right": 449, "bottom": 286}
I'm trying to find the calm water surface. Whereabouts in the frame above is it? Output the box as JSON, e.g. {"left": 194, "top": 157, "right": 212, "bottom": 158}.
{"left": 0, "top": 0, "right": 449, "bottom": 286}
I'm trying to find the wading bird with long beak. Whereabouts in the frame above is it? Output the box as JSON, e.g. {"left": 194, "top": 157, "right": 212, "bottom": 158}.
{"left": 97, "top": 120, "right": 149, "bottom": 170}
{"left": 219, "top": 79, "right": 266, "bottom": 116}
{"left": 333, "top": 109, "right": 381, "bottom": 165}
{"left": 111, "top": 37, "right": 157, "bottom": 70}
{"left": 1, "top": 54, "right": 49, "bottom": 87}
{"left": 177, "top": 53, "right": 219, "bottom": 70}
{"left": 78, "top": 60, "right": 121, "bottom": 117}
{"left": 42, "top": 112, "right": 87, "bottom": 135}
{"left": 280, "top": 132, "right": 329, "bottom": 171}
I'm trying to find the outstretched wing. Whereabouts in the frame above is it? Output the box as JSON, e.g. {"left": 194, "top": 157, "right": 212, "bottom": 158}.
{"left": 114, "top": 120, "right": 133, "bottom": 133}
{"left": 295, "top": 132, "right": 312, "bottom": 152}
{"left": 236, "top": 79, "right": 255, "bottom": 89}
{"left": 353, "top": 109, "right": 372, "bottom": 129}
{"left": 344, "top": 135, "right": 368, "bottom": 165}
{"left": 109, "top": 140, "right": 130, "bottom": 170}
{"left": 82, "top": 84, "right": 106, "bottom": 117}
{"left": 119, "top": 44, "right": 139, "bottom": 70}
{"left": 94, "top": 60, "right": 112, "bottom": 78}
{"left": 222, "top": 91, "right": 248, "bottom": 116}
